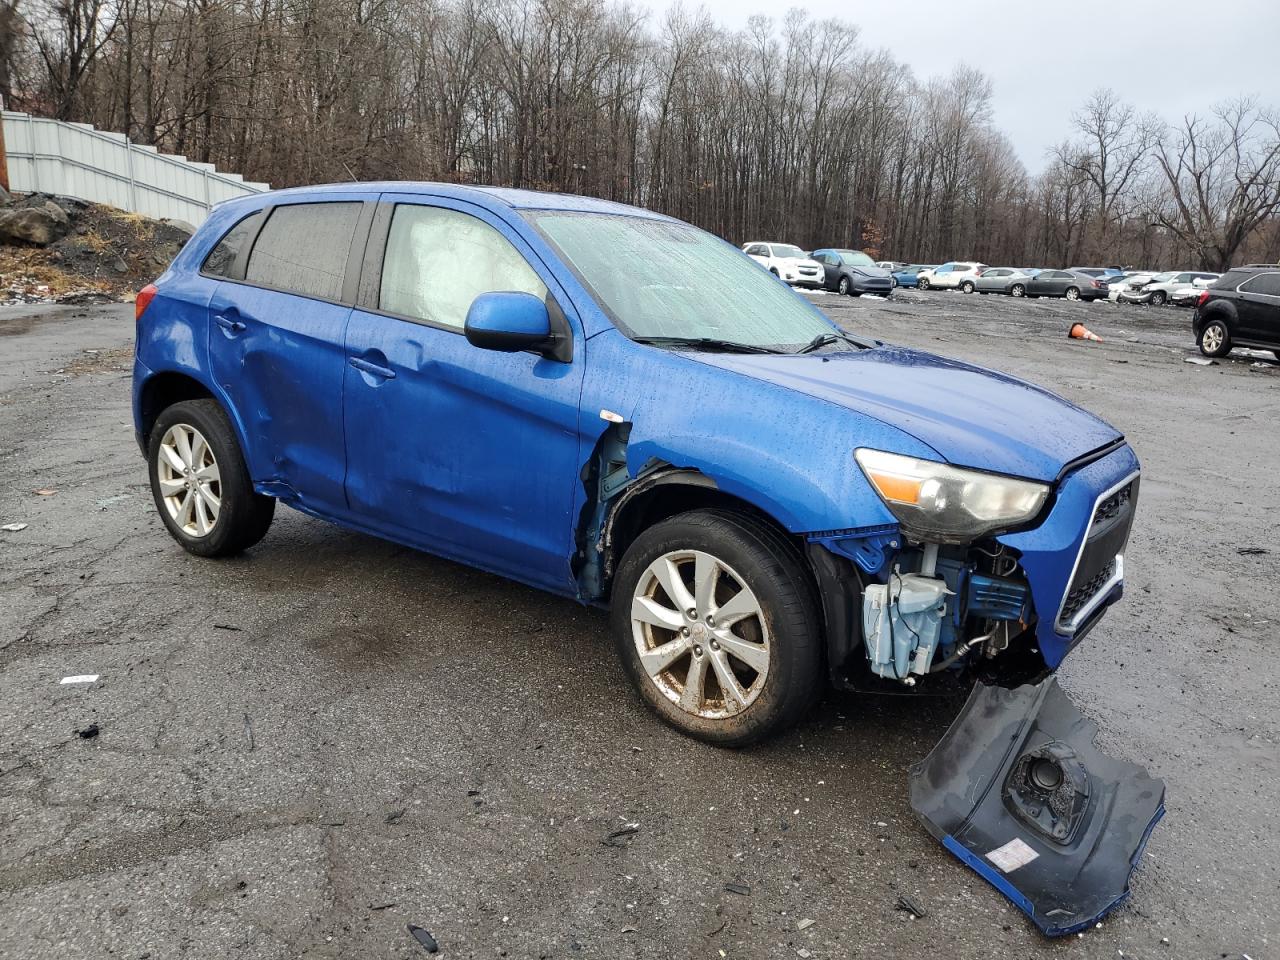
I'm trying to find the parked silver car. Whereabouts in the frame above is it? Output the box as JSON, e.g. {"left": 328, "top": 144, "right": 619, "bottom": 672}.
{"left": 973, "top": 267, "right": 1039, "bottom": 295}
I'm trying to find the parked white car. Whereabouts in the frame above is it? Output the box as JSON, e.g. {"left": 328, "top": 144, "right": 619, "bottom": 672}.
{"left": 916, "top": 262, "right": 988, "bottom": 292}
{"left": 1107, "top": 272, "right": 1156, "bottom": 302}
{"left": 1119, "top": 271, "right": 1220, "bottom": 306}
{"left": 742, "top": 242, "right": 825, "bottom": 287}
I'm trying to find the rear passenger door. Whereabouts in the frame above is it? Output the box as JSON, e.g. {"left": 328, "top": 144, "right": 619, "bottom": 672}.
{"left": 340, "top": 195, "right": 586, "bottom": 591}
{"left": 1237, "top": 271, "right": 1280, "bottom": 340}
{"left": 206, "top": 196, "right": 373, "bottom": 511}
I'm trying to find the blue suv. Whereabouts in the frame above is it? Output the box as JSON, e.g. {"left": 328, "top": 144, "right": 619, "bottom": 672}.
{"left": 132, "top": 181, "right": 1143, "bottom": 738}
{"left": 132, "top": 183, "right": 1161, "bottom": 933}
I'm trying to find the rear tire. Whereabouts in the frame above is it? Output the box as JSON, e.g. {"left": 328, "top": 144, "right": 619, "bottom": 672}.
{"left": 917, "top": 277, "right": 930, "bottom": 291}
{"left": 1198, "top": 318, "right": 1231, "bottom": 357}
{"left": 611, "top": 510, "right": 822, "bottom": 747}
{"left": 960, "top": 281, "right": 975, "bottom": 294}
{"left": 1010, "top": 283, "right": 1025, "bottom": 297}
{"left": 1065, "top": 286, "right": 1081, "bottom": 301}
{"left": 147, "top": 399, "right": 275, "bottom": 557}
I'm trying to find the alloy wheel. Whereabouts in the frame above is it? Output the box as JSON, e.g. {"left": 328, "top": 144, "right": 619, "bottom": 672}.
{"left": 1066, "top": 287, "right": 1080, "bottom": 301}
{"left": 630, "top": 550, "right": 770, "bottom": 719}
{"left": 157, "top": 422, "right": 221, "bottom": 537}
{"left": 1202, "top": 324, "right": 1224, "bottom": 354}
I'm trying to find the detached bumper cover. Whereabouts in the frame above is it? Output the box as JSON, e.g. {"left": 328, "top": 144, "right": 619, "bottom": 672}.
{"left": 910, "top": 677, "right": 1164, "bottom": 937}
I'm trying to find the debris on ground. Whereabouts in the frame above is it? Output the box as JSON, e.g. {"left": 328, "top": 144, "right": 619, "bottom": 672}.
{"left": 1, "top": 191, "right": 192, "bottom": 303}
{"left": 243, "top": 713, "right": 255, "bottom": 751}
{"left": 1068, "top": 322, "right": 1102, "bottom": 342}
{"left": 1, "top": 522, "right": 29, "bottom": 532}
{"left": 895, "top": 894, "right": 927, "bottom": 919}
{"left": 723, "top": 882, "right": 751, "bottom": 896}
{"left": 1237, "top": 547, "right": 1268, "bottom": 555}
{"left": 1183, "top": 357, "right": 1216, "bottom": 366}
{"left": 34, "top": 488, "right": 56, "bottom": 496}
{"left": 407, "top": 924, "right": 439, "bottom": 953}
{"left": 59, "top": 674, "right": 99, "bottom": 684}
{"left": 602, "top": 824, "right": 640, "bottom": 847}
{"left": 796, "top": 918, "right": 816, "bottom": 930}
{"left": 76, "top": 723, "right": 100, "bottom": 739}
{"left": 385, "top": 808, "right": 407, "bottom": 824}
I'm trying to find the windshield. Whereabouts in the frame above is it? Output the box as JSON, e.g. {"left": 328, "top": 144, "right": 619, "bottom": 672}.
{"left": 769, "top": 244, "right": 806, "bottom": 259}
{"left": 834, "top": 250, "right": 875, "bottom": 267}
{"left": 527, "top": 212, "right": 837, "bottom": 347}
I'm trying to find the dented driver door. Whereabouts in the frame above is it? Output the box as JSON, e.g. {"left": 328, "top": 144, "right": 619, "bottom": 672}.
{"left": 340, "top": 196, "right": 586, "bottom": 592}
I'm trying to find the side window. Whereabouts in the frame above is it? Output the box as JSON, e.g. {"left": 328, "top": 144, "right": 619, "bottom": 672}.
{"left": 747, "top": 245, "right": 765, "bottom": 256}
{"left": 246, "top": 202, "right": 361, "bottom": 301}
{"left": 202, "top": 212, "right": 261, "bottom": 279}
{"left": 379, "top": 205, "right": 548, "bottom": 330}
{"left": 1242, "top": 272, "right": 1280, "bottom": 297}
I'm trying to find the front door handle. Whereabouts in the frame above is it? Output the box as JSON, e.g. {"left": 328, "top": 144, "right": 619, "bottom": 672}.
{"left": 214, "top": 314, "right": 246, "bottom": 333}
{"left": 349, "top": 356, "right": 397, "bottom": 380}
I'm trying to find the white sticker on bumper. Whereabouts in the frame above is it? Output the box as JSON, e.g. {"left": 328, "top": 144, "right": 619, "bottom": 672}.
{"left": 986, "top": 837, "right": 1040, "bottom": 873}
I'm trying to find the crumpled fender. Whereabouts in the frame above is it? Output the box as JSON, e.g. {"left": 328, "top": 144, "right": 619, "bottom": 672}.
{"left": 909, "top": 677, "right": 1165, "bottom": 937}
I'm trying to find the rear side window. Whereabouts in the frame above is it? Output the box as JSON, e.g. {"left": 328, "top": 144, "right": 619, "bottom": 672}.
{"left": 246, "top": 202, "right": 361, "bottom": 301}
{"left": 378, "top": 205, "right": 547, "bottom": 330}
{"left": 1215, "top": 271, "right": 1249, "bottom": 288}
{"left": 202, "top": 213, "right": 260, "bottom": 279}
{"left": 1241, "top": 272, "right": 1280, "bottom": 297}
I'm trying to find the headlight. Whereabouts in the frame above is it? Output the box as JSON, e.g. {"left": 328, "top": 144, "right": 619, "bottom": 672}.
{"left": 855, "top": 449, "right": 1050, "bottom": 544}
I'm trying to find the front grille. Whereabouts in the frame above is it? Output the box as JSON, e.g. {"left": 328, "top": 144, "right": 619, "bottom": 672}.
{"left": 1058, "top": 476, "right": 1138, "bottom": 631}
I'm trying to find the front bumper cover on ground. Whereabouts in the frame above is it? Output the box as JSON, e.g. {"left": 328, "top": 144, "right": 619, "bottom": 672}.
{"left": 909, "top": 677, "right": 1165, "bottom": 936}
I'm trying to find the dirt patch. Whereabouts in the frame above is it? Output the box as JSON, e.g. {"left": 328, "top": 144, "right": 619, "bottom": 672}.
{"left": 1, "top": 193, "right": 192, "bottom": 303}
{"left": 52, "top": 345, "right": 135, "bottom": 376}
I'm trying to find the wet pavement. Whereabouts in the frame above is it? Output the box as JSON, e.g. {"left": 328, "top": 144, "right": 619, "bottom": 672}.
{"left": 1, "top": 292, "right": 1277, "bottom": 959}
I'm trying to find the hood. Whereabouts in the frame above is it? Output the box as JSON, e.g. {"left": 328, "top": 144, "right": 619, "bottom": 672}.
{"left": 844, "top": 263, "right": 892, "bottom": 279}
{"left": 780, "top": 256, "right": 822, "bottom": 270}
{"left": 689, "top": 345, "right": 1122, "bottom": 482}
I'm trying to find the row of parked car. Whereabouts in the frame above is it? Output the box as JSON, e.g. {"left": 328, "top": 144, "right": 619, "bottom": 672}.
{"left": 741, "top": 242, "right": 1228, "bottom": 308}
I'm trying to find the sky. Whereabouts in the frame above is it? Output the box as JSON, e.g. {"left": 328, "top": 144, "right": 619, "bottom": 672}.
{"left": 666, "top": 0, "right": 1280, "bottom": 173}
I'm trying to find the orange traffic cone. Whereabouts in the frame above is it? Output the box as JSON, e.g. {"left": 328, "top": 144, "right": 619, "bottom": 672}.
{"left": 1068, "top": 322, "right": 1102, "bottom": 342}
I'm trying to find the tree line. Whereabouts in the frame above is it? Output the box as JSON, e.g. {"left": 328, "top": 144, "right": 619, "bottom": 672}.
{"left": 4, "top": 0, "right": 1280, "bottom": 270}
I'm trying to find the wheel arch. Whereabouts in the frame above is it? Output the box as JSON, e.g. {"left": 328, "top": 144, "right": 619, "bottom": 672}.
{"left": 597, "top": 469, "right": 803, "bottom": 599}
{"left": 135, "top": 370, "right": 254, "bottom": 477}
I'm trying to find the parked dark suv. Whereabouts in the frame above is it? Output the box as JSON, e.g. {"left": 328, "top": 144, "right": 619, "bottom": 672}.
{"left": 1192, "top": 265, "right": 1280, "bottom": 358}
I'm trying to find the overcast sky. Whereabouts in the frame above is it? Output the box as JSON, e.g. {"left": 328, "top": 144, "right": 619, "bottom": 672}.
{"left": 667, "top": 0, "right": 1280, "bottom": 173}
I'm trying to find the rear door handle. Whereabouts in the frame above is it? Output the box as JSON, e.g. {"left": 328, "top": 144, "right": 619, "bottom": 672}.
{"left": 348, "top": 356, "right": 396, "bottom": 380}
{"left": 214, "top": 314, "right": 246, "bottom": 333}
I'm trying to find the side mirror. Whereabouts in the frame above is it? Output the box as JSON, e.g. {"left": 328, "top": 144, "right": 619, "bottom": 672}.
{"left": 465, "top": 291, "right": 558, "bottom": 357}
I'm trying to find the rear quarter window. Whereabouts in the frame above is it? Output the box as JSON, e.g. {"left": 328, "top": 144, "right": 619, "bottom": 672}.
{"left": 201, "top": 212, "right": 262, "bottom": 279}
{"left": 245, "top": 202, "right": 362, "bottom": 301}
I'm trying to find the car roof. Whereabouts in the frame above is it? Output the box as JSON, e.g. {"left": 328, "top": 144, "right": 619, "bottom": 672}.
{"left": 219, "top": 181, "right": 674, "bottom": 220}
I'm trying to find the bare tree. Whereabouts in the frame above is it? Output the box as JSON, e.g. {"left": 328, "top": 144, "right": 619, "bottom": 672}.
{"left": 1153, "top": 99, "right": 1280, "bottom": 270}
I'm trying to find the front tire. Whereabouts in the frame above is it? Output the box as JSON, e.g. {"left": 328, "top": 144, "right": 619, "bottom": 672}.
{"left": 1150, "top": 290, "right": 1167, "bottom": 306}
{"left": 1198, "top": 318, "right": 1231, "bottom": 357}
{"left": 148, "top": 399, "right": 275, "bottom": 557}
{"left": 611, "top": 510, "right": 822, "bottom": 747}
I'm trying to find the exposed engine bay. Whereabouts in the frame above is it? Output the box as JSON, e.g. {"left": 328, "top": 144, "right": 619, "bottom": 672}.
{"left": 860, "top": 540, "right": 1032, "bottom": 686}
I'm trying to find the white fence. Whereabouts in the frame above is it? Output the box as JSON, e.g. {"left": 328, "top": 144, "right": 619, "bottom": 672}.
{"left": 2, "top": 111, "right": 270, "bottom": 225}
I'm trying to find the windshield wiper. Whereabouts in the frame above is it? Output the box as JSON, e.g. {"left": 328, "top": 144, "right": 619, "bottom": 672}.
{"left": 795, "top": 331, "right": 853, "bottom": 354}
{"left": 631, "top": 336, "right": 786, "bottom": 355}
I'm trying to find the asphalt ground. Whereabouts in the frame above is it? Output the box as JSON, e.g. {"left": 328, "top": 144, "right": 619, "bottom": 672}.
{"left": 0, "top": 289, "right": 1277, "bottom": 959}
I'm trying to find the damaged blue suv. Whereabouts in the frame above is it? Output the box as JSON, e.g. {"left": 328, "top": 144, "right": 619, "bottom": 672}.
{"left": 133, "top": 184, "right": 1162, "bottom": 935}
